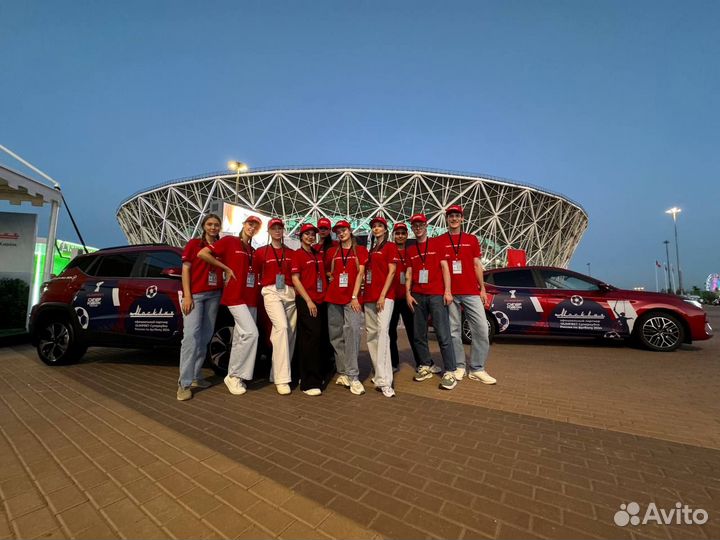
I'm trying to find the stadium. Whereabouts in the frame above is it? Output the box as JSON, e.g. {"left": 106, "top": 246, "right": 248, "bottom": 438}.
{"left": 116, "top": 167, "right": 588, "bottom": 268}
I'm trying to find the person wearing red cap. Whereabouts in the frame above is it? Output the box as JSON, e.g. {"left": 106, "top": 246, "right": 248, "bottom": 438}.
{"left": 314, "top": 216, "right": 338, "bottom": 375}
{"left": 325, "top": 220, "right": 368, "bottom": 396}
{"left": 254, "top": 218, "right": 297, "bottom": 395}
{"left": 315, "top": 217, "right": 337, "bottom": 254}
{"left": 388, "top": 222, "right": 422, "bottom": 372}
{"left": 197, "top": 215, "right": 262, "bottom": 396}
{"left": 439, "top": 206, "right": 496, "bottom": 384}
{"left": 291, "top": 223, "right": 328, "bottom": 396}
{"left": 405, "top": 213, "right": 458, "bottom": 390}
{"left": 363, "top": 216, "right": 399, "bottom": 398}
{"left": 176, "top": 213, "right": 223, "bottom": 401}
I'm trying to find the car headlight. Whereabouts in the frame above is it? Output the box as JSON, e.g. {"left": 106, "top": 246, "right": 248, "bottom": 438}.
{"left": 684, "top": 299, "right": 703, "bottom": 309}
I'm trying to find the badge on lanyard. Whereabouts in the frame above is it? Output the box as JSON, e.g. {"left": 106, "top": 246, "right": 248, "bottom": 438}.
{"left": 365, "top": 270, "right": 372, "bottom": 284}
{"left": 339, "top": 272, "right": 349, "bottom": 288}
{"left": 275, "top": 273, "right": 286, "bottom": 291}
{"left": 316, "top": 277, "right": 323, "bottom": 293}
{"left": 452, "top": 260, "right": 463, "bottom": 274}
{"left": 419, "top": 269, "right": 429, "bottom": 284}
{"left": 208, "top": 271, "right": 218, "bottom": 287}
{"left": 399, "top": 273, "right": 406, "bottom": 285}
{"left": 246, "top": 272, "right": 256, "bottom": 288}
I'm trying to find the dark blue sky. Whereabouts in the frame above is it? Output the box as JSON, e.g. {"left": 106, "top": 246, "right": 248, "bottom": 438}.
{"left": 2, "top": 0, "right": 718, "bottom": 290}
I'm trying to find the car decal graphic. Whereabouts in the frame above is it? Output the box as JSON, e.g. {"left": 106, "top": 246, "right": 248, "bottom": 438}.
{"left": 608, "top": 300, "right": 637, "bottom": 336}
{"left": 529, "top": 296, "right": 543, "bottom": 312}
{"left": 72, "top": 280, "right": 121, "bottom": 332}
{"left": 551, "top": 295, "right": 608, "bottom": 332}
{"left": 112, "top": 287, "right": 120, "bottom": 306}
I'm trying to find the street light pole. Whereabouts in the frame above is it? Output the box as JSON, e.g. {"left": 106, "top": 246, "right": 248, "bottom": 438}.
{"left": 663, "top": 240, "right": 673, "bottom": 294}
{"left": 586, "top": 262, "right": 591, "bottom": 276}
{"left": 665, "top": 207, "right": 683, "bottom": 294}
{"left": 228, "top": 161, "right": 249, "bottom": 204}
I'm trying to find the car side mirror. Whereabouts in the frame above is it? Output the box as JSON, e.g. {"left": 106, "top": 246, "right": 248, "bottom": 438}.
{"left": 161, "top": 267, "right": 182, "bottom": 278}
{"left": 598, "top": 282, "right": 613, "bottom": 292}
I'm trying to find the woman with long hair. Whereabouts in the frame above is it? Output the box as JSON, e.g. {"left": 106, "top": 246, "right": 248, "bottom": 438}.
{"left": 255, "top": 218, "right": 297, "bottom": 395}
{"left": 197, "top": 215, "right": 262, "bottom": 397}
{"left": 291, "top": 223, "right": 327, "bottom": 396}
{"left": 324, "top": 220, "right": 368, "bottom": 396}
{"left": 363, "top": 216, "right": 399, "bottom": 397}
{"left": 177, "top": 213, "right": 223, "bottom": 401}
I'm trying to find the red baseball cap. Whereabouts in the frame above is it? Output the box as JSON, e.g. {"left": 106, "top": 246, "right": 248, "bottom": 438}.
{"left": 409, "top": 213, "right": 428, "bottom": 224}
{"left": 333, "top": 219, "right": 351, "bottom": 232}
{"left": 369, "top": 216, "right": 388, "bottom": 228}
{"left": 268, "top": 218, "right": 285, "bottom": 229}
{"left": 244, "top": 215, "right": 262, "bottom": 224}
{"left": 317, "top": 217, "right": 332, "bottom": 229}
{"left": 393, "top": 222, "right": 408, "bottom": 232}
{"left": 446, "top": 205, "right": 464, "bottom": 215}
{"left": 299, "top": 223, "right": 318, "bottom": 235}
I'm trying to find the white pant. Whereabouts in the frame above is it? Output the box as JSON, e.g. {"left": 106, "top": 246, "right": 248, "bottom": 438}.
{"left": 227, "top": 304, "right": 259, "bottom": 380}
{"left": 365, "top": 299, "right": 394, "bottom": 388}
{"left": 261, "top": 285, "right": 297, "bottom": 385}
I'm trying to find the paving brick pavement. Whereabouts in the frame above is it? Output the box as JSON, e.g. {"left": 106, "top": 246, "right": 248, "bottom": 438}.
{"left": 0, "top": 308, "right": 718, "bottom": 539}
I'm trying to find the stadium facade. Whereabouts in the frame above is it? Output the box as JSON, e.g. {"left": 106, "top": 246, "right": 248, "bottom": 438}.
{"left": 116, "top": 167, "right": 588, "bottom": 268}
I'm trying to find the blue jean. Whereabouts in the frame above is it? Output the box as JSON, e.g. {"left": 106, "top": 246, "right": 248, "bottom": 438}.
{"left": 178, "top": 290, "right": 221, "bottom": 388}
{"left": 449, "top": 295, "right": 490, "bottom": 371}
{"left": 412, "top": 293, "right": 456, "bottom": 372}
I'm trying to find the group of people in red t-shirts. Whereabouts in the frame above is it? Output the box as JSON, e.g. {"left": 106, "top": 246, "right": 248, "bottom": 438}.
{"left": 176, "top": 205, "right": 496, "bottom": 401}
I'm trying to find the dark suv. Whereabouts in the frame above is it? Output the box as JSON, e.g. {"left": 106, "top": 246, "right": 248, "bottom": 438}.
{"left": 29, "top": 244, "right": 264, "bottom": 373}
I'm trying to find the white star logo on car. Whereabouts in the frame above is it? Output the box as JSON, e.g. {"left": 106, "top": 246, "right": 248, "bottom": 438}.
{"left": 146, "top": 285, "right": 158, "bottom": 299}
{"left": 571, "top": 295, "right": 584, "bottom": 306}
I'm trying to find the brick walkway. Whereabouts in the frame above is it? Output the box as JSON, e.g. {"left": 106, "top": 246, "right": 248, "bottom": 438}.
{"left": 1, "top": 308, "right": 719, "bottom": 539}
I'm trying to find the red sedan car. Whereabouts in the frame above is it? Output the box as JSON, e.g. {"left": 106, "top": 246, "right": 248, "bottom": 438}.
{"left": 480, "top": 266, "right": 713, "bottom": 352}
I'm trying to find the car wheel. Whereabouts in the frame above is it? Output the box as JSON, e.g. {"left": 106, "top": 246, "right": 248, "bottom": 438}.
{"left": 635, "top": 311, "right": 685, "bottom": 352}
{"left": 461, "top": 313, "right": 472, "bottom": 344}
{"left": 460, "top": 312, "right": 495, "bottom": 344}
{"left": 207, "top": 325, "right": 233, "bottom": 376}
{"left": 36, "top": 317, "right": 86, "bottom": 365}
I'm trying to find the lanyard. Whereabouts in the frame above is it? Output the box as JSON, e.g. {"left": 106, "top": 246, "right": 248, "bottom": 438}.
{"left": 270, "top": 244, "right": 285, "bottom": 272}
{"left": 415, "top": 239, "right": 429, "bottom": 267}
{"left": 447, "top": 232, "right": 463, "bottom": 258}
{"left": 304, "top": 245, "right": 320, "bottom": 273}
{"left": 241, "top": 240, "right": 254, "bottom": 269}
{"left": 396, "top": 245, "right": 406, "bottom": 266}
{"left": 340, "top": 245, "right": 352, "bottom": 269}
{"left": 368, "top": 239, "right": 386, "bottom": 263}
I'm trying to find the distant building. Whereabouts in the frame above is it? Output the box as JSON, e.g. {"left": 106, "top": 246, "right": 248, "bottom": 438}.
{"left": 116, "top": 167, "right": 588, "bottom": 268}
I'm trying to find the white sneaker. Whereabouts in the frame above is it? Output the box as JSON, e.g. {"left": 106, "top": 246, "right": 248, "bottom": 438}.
{"left": 335, "top": 374, "right": 351, "bottom": 387}
{"left": 276, "top": 384, "right": 291, "bottom": 395}
{"left": 380, "top": 386, "right": 396, "bottom": 398}
{"left": 429, "top": 364, "right": 442, "bottom": 374}
{"left": 468, "top": 370, "right": 497, "bottom": 385}
{"left": 454, "top": 367, "right": 466, "bottom": 381}
{"left": 224, "top": 375, "right": 246, "bottom": 395}
{"left": 303, "top": 388, "right": 322, "bottom": 396}
{"left": 350, "top": 380, "right": 365, "bottom": 395}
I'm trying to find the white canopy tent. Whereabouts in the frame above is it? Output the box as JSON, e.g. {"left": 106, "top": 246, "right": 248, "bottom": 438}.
{"left": 0, "top": 163, "right": 62, "bottom": 283}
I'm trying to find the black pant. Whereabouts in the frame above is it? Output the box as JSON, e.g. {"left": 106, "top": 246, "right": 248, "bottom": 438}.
{"left": 295, "top": 297, "right": 326, "bottom": 390}
{"left": 389, "top": 298, "right": 421, "bottom": 368}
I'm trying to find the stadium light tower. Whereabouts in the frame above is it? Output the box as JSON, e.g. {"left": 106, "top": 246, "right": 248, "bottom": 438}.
{"left": 228, "top": 161, "right": 249, "bottom": 204}
{"left": 665, "top": 207, "right": 683, "bottom": 294}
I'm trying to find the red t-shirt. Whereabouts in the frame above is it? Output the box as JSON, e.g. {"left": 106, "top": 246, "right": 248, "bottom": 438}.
{"left": 182, "top": 238, "right": 224, "bottom": 295}
{"left": 406, "top": 237, "right": 449, "bottom": 296}
{"left": 324, "top": 245, "right": 369, "bottom": 305}
{"left": 393, "top": 243, "right": 411, "bottom": 300}
{"left": 363, "top": 242, "right": 399, "bottom": 303}
{"left": 291, "top": 247, "right": 326, "bottom": 304}
{"left": 255, "top": 244, "right": 295, "bottom": 289}
{"left": 314, "top": 240, "right": 339, "bottom": 269}
{"left": 209, "top": 236, "right": 249, "bottom": 306}
{"left": 438, "top": 232, "right": 482, "bottom": 296}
